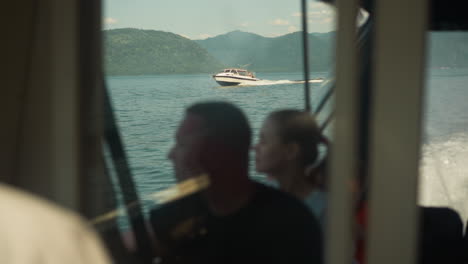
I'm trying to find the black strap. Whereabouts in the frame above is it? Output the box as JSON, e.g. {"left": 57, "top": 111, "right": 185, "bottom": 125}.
{"left": 103, "top": 87, "right": 154, "bottom": 262}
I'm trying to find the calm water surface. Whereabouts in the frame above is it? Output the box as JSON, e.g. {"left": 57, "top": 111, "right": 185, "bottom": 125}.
{"left": 106, "top": 69, "right": 468, "bottom": 221}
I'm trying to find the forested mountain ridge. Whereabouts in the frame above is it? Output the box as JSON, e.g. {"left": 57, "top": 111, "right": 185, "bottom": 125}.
{"left": 104, "top": 28, "right": 224, "bottom": 75}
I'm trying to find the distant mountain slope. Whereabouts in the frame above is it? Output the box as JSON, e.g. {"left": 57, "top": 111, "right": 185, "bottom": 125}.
{"left": 104, "top": 28, "right": 224, "bottom": 75}
{"left": 196, "top": 30, "right": 335, "bottom": 72}
{"left": 104, "top": 29, "right": 468, "bottom": 76}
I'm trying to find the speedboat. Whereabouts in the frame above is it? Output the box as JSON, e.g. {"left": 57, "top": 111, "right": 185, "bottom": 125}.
{"left": 212, "top": 68, "right": 260, "bottom": 86}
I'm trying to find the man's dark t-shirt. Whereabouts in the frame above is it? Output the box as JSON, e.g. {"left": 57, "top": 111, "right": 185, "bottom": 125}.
{"left": 150, "top": 182, "right": 323, "bottom": 264}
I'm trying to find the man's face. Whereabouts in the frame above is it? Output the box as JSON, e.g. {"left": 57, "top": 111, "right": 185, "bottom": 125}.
{"left": 168, "top": 113, "right": 206, "bottom": 182}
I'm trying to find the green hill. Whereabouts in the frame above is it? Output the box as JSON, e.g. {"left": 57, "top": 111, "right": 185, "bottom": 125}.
{"left": 103, "top": 29, "right": 468, "bottom": 76}
{"left": 195, "top": 30, "right": 335, "bottom": 72}
{"left": 104, "top": 28, "right": 224, "bottom": 75}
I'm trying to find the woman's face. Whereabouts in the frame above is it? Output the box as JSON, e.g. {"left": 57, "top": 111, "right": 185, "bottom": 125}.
{"left": 253, "top": 118, "right": 291, "bottom": 178}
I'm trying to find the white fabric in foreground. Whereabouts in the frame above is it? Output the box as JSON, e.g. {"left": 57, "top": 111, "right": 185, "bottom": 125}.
{"left": 0, "top": 184, "right": 110, "bottom": 264}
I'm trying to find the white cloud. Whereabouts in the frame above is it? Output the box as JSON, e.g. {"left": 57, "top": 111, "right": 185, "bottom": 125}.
{"left": 291, "top": 2, "right": 335, "bottom": 20}
{"left": 104, "top": 17, "right": 118, "bottom": 25}
{"left": 265, "top": 33, "right": 283, "bottom": 38}
{"left": 287, "top": 2, "right": 336, "bottom": 32}
{"left": 310, "top": 11, "right": 323, "bottom": 15}
{"left": 179, "top": 34, "right": 191, "bottom": 39}
{"left": 270, "top": 19, "right": 290, "bottom": 26}
{"left": 309, "top": 1, "right": 334, "bottom": 11}
{"left": 198, "top": 33, "right": 213, "bottom": 39}
{"left": 289, "top": 2, "right": 336, "bottom": 32}
{"left": 240, "top": 22, "right": 249, "bottom": 27}
{"left": 307, "top": 2, "right": 335, "bottom": 25}
{"left": 319, "top": 17, "right": 334, "bottom": 24}
{"left": 288, "top": 26, "right": 298, "bottom": 32}
{"left": 308, "top": 15, "right": 334, "bottom": 24}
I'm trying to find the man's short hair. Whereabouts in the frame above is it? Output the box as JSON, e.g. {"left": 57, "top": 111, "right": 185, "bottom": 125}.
{"left": 186, "top": 101, "right": 251, "bottom": 154}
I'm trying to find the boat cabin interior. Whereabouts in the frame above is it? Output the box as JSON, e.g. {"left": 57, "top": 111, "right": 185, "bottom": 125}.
{"left": 2, "top": 0, "right": 468, "bottom": 263}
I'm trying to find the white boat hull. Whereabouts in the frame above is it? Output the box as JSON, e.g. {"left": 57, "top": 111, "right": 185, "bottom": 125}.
{"left": 212, "top": 74, "right": 259, "bottom": 86}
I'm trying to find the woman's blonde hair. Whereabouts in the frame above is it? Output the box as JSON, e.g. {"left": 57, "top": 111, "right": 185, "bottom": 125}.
{"left": 267, "top": 109, "right": 329, "bottom": 188}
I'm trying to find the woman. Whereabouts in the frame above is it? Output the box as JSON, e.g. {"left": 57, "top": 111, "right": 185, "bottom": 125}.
{"left": 253, "top": 109, "right": 329, "bottom": 226}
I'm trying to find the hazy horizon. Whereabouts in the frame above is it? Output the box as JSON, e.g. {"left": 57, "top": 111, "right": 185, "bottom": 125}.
{"left": 103, "top": 27, "right": 336, "bottom": 41}
{"left": 103, "top": 0, "right": 336, "bottom": 40}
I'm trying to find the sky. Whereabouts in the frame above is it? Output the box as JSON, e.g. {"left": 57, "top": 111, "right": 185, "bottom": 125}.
{"left": 103, "top": 0, "right": 336, "bottom": 39}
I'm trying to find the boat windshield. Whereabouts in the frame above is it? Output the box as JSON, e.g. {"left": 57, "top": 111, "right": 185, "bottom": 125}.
{"left": 102, "top": 0, "right": 337, "bottom": 245}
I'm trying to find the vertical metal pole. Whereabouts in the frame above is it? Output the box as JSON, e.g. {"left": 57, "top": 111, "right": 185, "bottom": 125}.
{"left": 301, "top": 0, "right": 311, "bottom": 112}
{"left": 326, "top": 0, "right": 359, "bottom": 263}
{"left": 104, "top": 89, "right": 154, "bottom": 262}
{"left": 366, "top": 0, "right": 427, "bottom": 263}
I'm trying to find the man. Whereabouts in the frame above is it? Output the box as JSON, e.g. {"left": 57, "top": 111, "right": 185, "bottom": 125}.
{"left": 150, "top": 101, "right": 323, "bottom": 263}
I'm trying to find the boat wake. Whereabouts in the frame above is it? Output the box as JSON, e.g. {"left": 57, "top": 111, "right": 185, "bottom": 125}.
{"left": 419, "top": 132, "right": 468, "bottom": 222}
{"left": 254, "top": 79, "right": 324, "bottom": 86}
{"left": 217, "top": 79, "right": 324, "bottom": 88}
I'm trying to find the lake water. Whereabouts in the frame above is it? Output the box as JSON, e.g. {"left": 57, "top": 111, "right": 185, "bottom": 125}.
{"left": 106, "top": 69, "right": 468, "bottom": 222}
